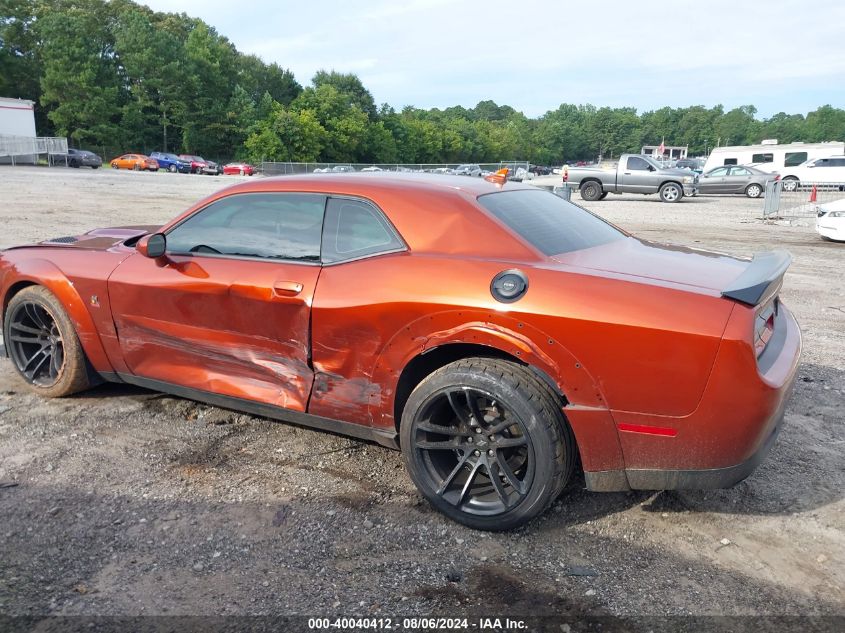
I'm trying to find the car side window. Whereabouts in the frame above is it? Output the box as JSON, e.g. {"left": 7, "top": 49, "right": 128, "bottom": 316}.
{"left": 723, "top": 158, "right": 738, "bottom": 165}
{"left": 832, "top": 158, "right": 845, "bottom": 167}
{"left": 626, "top": 156, "right": 650, "bottom": 171}
{"left": 165, "top": 193, "right": 326, "bottom": 262}
{"left": 815, "top": 159, "right": 829, "bottom": 167}
{"left": 321, "top": 197, "right": 404, "bottom": 264}
{"left": 730, "top": 167, "right": 750, "bottom": 176}
{"left": 709, "top": 167, "right": 729, "bottom": 177}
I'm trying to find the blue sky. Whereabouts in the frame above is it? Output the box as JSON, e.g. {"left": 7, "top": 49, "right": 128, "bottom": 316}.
{"left": 142, "top": 0, "right": 845, "bottom": 119}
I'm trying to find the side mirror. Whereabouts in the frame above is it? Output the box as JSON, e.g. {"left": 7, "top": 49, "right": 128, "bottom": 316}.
{"left": 137, "top": 233, "right": 166, "bottom": 258}
{"left": 648, "top": 165, "right": 656, "bottom": 171}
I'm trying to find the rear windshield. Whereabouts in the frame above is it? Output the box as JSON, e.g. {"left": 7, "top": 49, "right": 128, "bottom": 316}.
{"left": 477, "top": 189, "right": 624, "bottom": 256}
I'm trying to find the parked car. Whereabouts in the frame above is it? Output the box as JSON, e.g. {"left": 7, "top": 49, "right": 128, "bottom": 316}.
{"left": 698, "top": 165, "right": 776, "bottom": 198}
{"left": 780, "top": 156, "right": 845, "bottom": 191}
{"left": 179, "top": 154, "right": 220, "bottom": 176}
{"left": 674, "top": 158, "right": 705, "bottom": 173}
{"left": 331, "top": 165, "right": 355, "bottom": 173}
{"left": 454, "top": 164, "right": 482, "bottom": 177}
{"left": 0, "top": 173, "right": 800, "bottom": 530}
{"left": 203, "top": 159, "right": 220, "bottom": 176}
{"left": 361, "top": 166, "right": 383, "bottom": 172}
{"left": 816, "top": 198, "right": 845, "bottom": 241}
{"left": 109, "top": 154, "right": 158, "bottom": 171}
{"left": 565, "top": 154, "right": 698, "bottom": 202}
{"left": 56, "top": 148, "right": 102, "bottom": 169}
{"left": 223, "top": 162, "right": 255, "bottom": 176}
{"left": 149, "top": 152, "right": 191, "bottom": 174}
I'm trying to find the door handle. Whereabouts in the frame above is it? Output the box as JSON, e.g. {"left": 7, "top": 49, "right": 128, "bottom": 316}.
{"left": 273, "top": 281, "right": 303, "bottom": 297}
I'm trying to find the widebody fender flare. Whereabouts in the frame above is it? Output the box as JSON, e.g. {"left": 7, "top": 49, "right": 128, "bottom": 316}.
{"left": 1, "top": 258, "right": 114, "bottom": 372}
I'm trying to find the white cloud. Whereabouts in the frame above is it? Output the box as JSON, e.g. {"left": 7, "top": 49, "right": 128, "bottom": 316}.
{"left": 139, "top": 0, "right": 845, "bottom": 117}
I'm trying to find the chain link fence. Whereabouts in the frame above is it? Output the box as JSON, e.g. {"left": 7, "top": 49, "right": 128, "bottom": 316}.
{"left": 762, "top": 180, "right": 845, "bottom": 219}
{"left": 260, "top": 161, "right": 532, "bottom": 179}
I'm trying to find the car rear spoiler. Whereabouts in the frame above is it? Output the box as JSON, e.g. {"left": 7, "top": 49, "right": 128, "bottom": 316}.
{"left": 721, "top": 250, "right": 791, "bottom": 306}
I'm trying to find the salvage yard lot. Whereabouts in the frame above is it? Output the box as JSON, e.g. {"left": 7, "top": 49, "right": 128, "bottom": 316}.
{"left": 0, "top": 167, "right": 842, "bottom": 618}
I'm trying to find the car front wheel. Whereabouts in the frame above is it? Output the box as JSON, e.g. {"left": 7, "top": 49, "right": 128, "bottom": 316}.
{"left": 659, "top": 182, "right": 683, "bottom": 202}
{"left": 3, "top": 286, "right": 92, "bottom": 398}
{"left": 401, "top": 358, "right": 575, "bottom": 531}
{"left": 782, "top": 177, "right": 799, "bottom": 192}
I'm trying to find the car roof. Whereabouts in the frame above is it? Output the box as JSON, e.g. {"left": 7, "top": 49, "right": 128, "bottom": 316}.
{"left": 222, "top": 172, "right": 532, "bottom": 198}
{"left": 164, "top": 173, "right": 541, "bottom": 261}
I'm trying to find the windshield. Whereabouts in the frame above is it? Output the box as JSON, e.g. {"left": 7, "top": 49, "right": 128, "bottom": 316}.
{"left": 477, "top": 189, "right": 625, "bottom": 256}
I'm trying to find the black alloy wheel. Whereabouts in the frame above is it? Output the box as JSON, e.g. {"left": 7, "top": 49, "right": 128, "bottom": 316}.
{"left": 401, "top": 358, "right": 574, "bottom": 530}
{"left": 7, "top": 301, "right": 64, "bottom": 387}
{"left": 411, "top": 386, "right": 535, "bottom": 516}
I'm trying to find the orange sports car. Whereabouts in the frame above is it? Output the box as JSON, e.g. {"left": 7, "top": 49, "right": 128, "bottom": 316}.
{"left": 110, "top": 153, "right": 159, "bottom": 171}
{"left": 0, "top": 174, "right": 801, "bottom": 530}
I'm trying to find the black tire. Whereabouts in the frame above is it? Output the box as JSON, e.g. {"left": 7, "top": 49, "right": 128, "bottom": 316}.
{"left": 745, "top": 183, "right": 763, "bottom": 198}
{"left": 3, "top": 286, "right": 92, "bottom": 398}
{"left": 659, "top": 182, "right": 683, "bottom": 203}
{"left": 400, "top": 358, "right": 575, "bottom": 531}
{"left": 70, "top": 159, "right": 79, "bottom": 168}
{"left": 133, "top": 163, "right": 141, "bottom": 171}
{"left": 91, "top": 165, "right": 99, "bottom": 170}
{"left": 782, "top": 177, "right": 799, "bottom": 192}
{"left": 169, "top": 164, "right": 177, "bottom": 173}
{"left": 599, "top": 192, "right": 609, "bottom": 200}
{"left": 579, "top": 180, "right": 603, "bottom": 201}
{"left": 111, "top": 163, "right": 119, "bottom": 169}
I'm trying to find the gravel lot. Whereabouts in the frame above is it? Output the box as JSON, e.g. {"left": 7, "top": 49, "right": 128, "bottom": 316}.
{"left": 0, "top": 167, "right": 842, "bottom": 623}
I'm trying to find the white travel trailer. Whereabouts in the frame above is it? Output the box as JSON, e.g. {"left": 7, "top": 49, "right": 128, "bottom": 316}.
{"left": 703, "top": 141, "right": 844, "bottom": 174}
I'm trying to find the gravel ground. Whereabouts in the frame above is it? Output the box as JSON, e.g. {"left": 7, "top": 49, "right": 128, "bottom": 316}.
{"left": 0, "top": 167, "right": 842, "bottom": 623}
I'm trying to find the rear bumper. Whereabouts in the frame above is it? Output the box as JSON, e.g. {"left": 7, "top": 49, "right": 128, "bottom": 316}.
{"left": 585, "top": 391, "right": 786, "bottom": 491}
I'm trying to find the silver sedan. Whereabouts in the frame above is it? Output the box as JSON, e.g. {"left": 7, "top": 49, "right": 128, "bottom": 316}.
{"left": 698, "top": 164, "right": 776, "bottom": 198}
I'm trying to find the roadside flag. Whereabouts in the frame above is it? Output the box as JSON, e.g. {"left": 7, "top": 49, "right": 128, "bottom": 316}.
{"left": 657, "top": 138, "right": 665, "bottom": 156}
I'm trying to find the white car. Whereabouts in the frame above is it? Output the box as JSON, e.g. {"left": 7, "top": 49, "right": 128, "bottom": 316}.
{"left": 816, "top": 198, "right": 845, "bottom": 241}
{"left": 361, "top": 166, "right": 383, "bottom": 172}
{"left": 780, "top": 156, "right": 845, "bottom": 191}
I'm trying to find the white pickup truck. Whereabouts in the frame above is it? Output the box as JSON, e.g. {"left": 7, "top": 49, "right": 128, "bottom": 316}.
{"left": 564, "top": 154, "right": 699, "bottom": 203}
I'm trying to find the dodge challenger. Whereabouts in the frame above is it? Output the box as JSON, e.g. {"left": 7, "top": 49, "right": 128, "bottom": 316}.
{"left": 0, "top": 172, "right": 801, "bottom": 530}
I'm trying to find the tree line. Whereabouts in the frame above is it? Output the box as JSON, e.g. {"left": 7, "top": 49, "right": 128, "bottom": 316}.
{"left": 2, "top": 0, "right": 844, "bottom": 165}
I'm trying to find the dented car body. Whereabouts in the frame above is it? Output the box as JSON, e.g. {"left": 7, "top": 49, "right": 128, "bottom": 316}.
{"left": 0, "top": 174, "right": 801, "bottom": 529}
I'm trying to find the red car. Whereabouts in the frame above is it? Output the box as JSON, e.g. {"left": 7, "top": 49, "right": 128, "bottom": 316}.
{"left": 0, "top": 174, "right": 801, "bottom": 530}
{"left": 223, "top": 162, "right": 255, "bottom": 176}
{"left": 178, "top": 154, "right": 208, "bottom": 174}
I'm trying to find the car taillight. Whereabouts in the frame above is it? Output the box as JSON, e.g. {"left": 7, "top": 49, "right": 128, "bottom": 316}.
{"left": 754, "top": 298, "right": 777, "bottom": 357}
{"left": 774, "top": 174, "right": 781, "bottom": 181}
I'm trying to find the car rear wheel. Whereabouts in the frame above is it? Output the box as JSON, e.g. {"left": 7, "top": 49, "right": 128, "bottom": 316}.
{"left": 69, "top": 159, "right": 79, "bottom": 168}
{"left": 580, "top": 181, "right": 603, "bottom": 201}
{"left": 111, "top": 163, "right": 119, "bottom": 169}
{"left": 401, "top": 358, "right": 575, "bottom": 531}
{"left": 133, "top": 163, "right": 141, "bottom": 171}
{"left": 782, "top": 177, "right": 799, "bottom": 192}
{"left": 746, "top": 183, "right": 763, "bottom": 198}
{"left": 169, "top": 165, "right": 177, "bottom": 173}
{"left": 4, "top": 286, "right": 92, "bottom": 398}
{"left": 659, "top": 182, "right": 683, "bottom": 203}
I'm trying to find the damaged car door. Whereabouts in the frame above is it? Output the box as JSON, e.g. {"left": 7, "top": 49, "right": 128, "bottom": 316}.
{"left": 107, "top": 192, "right": 326, "bottom": 410}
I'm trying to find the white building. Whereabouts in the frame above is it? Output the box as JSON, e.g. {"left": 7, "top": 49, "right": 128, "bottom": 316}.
{"left": 0, "top": 97, "right": 37, "bottom": 164}
{"left": 0, "top": 97, "right": 36, "bottom": 137}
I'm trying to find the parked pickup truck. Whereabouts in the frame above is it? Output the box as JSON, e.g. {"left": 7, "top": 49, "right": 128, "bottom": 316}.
{"left": 565, "top": 154, "right": 699, "bottom": 202}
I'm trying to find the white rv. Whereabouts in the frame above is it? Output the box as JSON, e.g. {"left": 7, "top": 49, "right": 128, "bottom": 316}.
{"left": 703, "top": 141, "right": 844, "bottom": 174}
